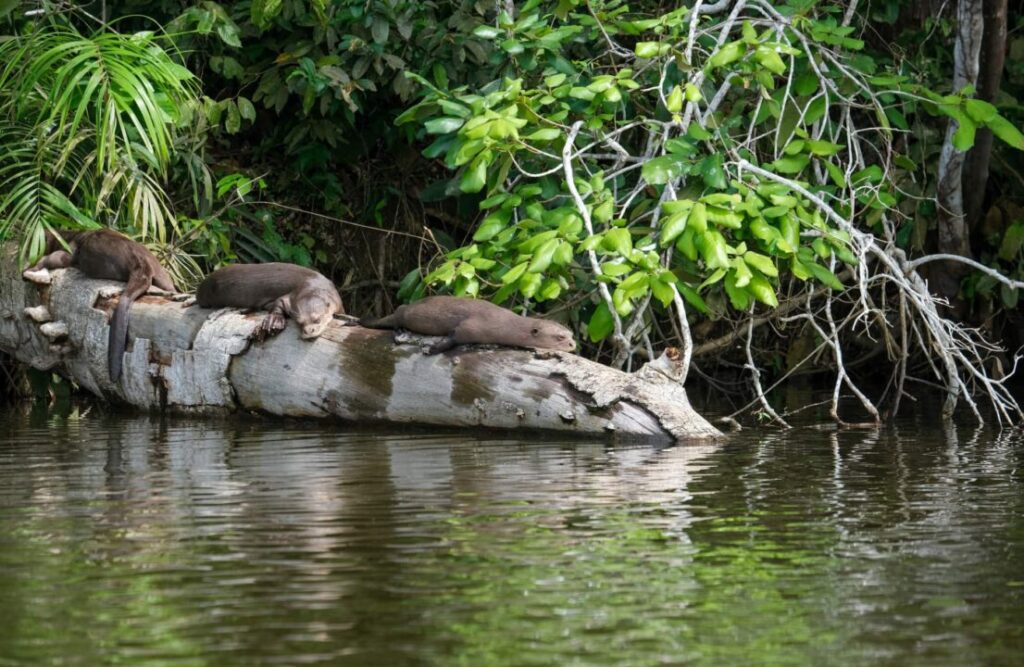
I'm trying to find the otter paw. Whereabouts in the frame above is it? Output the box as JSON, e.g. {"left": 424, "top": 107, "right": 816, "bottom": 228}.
{"left": 22, "top": 268, "right": 52, "bottom": 285}
{"left": 252, "top": 312, "right": 287, "bottom": 342}
{"left": 97, "top": 286, "right": 123, "bottom": 299}
{"left": 424, "top": 337, "right": 458, "bottom": 355}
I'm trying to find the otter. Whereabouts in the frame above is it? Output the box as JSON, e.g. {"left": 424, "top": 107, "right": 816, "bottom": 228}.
{"left": 361, "top": 296, "right": 576, "bottom": 354}
{"left": 25, "top": 229, "right": 176, "bottom": 382}
{"left": 196, "top": 263, "right": 344, "bottom": 340}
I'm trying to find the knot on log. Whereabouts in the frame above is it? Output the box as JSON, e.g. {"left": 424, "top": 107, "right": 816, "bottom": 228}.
{"left": 24, "top": 305, "right": 51, "bottom": 323}
{"left": 39, "top": 321, "right": 69, "bottom": 341}
{"left": 636, "top": 347, "right": 686, "bottom": 383}
{"left": 22, "top": 268, "right": 52, "bottom": 285}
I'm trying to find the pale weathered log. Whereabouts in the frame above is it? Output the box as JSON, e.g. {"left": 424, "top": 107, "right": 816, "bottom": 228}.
{"left": 0, "top": 250, "right": 720, "bottom": 442}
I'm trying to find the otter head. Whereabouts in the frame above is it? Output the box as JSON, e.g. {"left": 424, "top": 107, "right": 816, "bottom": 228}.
{"left": 294, "top": 295, "right": 336, "bottom": 339}
{"left": 528, "top": 320, "right": 576, "bottom": 352}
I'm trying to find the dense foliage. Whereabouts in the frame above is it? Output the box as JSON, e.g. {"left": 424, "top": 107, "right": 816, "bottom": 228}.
{"left": 1, "top": 0, "right": 1022, "bottom": 421}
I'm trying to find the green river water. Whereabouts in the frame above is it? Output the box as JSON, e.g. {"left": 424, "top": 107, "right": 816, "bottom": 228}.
{"left": 0, "top": 404, "right": 1022, "bottom": 666}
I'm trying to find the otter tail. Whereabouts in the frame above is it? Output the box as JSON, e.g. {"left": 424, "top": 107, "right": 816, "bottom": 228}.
{"left": 359, "top": 312, "right": 400, "bottom": 329}
{"left": 108, "top": 268, "right": 152, "bottom": 382}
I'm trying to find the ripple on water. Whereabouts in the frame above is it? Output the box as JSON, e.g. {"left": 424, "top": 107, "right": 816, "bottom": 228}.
{"left": 0, "top": 407, "right": 1021, "bottom": 666}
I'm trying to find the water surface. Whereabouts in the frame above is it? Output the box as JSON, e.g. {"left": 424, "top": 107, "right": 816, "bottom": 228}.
{"left": 0, "top": 406, "right": 1022, "bottom": 666}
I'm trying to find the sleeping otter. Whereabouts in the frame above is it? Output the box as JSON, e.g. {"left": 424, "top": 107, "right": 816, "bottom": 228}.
{"left": 196, "top": 263, "right": 344, "bottom": 340}
{"left": 361, "top": 296, "right": 576, "bottom": 354}
{"left": 25, "top": 229, "right": 177, "bottom": 382}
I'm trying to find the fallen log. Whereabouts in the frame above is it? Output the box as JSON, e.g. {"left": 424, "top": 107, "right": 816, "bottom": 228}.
{"left": 0, "top": 250, "right": 720, "bottom": 442}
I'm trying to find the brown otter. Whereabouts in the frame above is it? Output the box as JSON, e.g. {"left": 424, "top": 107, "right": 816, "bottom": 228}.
{"left": 196, "top": 263, "right": 344, "bottom": 340}
{"left": 25, "top": 229, "right": 176, "bottom": 382}
{"left": 361, "top": 296, "right": 576, "bottom": 354}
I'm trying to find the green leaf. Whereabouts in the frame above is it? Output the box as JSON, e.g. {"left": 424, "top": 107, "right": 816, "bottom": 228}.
{"left": 225, "top": 101, "right": 241, "bottom": 133}
{"left": 601, "top": 262, "right": 632, "bottom": 277}
{"left": 659, "top": 210, "right": 690, "bottom": 247}
{"left": 952, "top": 116, "right": 977, "bottom": 151}
{"left": 217, "top": 24, "right": 242, "bottom": 48}
{"left": 501, "top": 261, "right": 529, "bottom": 285}
{"left": 724, "top": 271, "right": 751, "bottom": 310}
{"left": 732, "top": 258, "right": 752, "bottom": 288}
{"left": 650, "top": 277, "right": 674, "bottom": 307}
{"left": 588, "top": 303, "right": 614, "bottom": 342}
{"left": 473, "top": 25, "right": 501, "bottom": 39}
{"left": 965, "top": 99, "right": 998, "bottom": 123}
{"left": 603, "top": 227, "right": 633, "bottom": 256}
{"left": 528, "top": 238, "right": 560, "bottom": 273}
{"left": 1001, "top": 284, "right": 1019, "bottom": 310}
{"left": 998, "top": 222, "right": 1024, "bottom": 261}
{"left": 805, "top": 139, "right": 842, "bottom": 156}
{"left": 675, "top": 228, "right": 698, "bottom": 261}
{"left": 425, "top": 117, "right": 465, "bottom": 134}
{"left": 806, "top": 262, "right": 844, "bottom": 290}
{"left": 460, "top": 153, "right": 490, "bottom": 193}
{"left": 237, "top": 96, "right": 256, "bottom": 122}
{"left": 473, "top": 210, "right": 510, "bottom": 241}
{"left": 642, "top": 155, "right": 686, "bottom": 185}
{"left": 666, "top": 86, "right": 683, "bottom": 113}
{"left": 754, "top": 45, "right": 786, "bottom": 75}
{"left": 987, "top": 114, "right": 1024, "bottom": 150}
{"left": 634, "top": 42, "right": 663, "bottom": 59}
{"left": 780, "top": 213, "right": 800, "bottom": 248}
{"left": 677, "top": 284, "right": 709, "bottom": 314}
{"left": 708, "top": 41, "right": 745, "bottom": 69}
{"left": 698, "top": 154, "right": 727, "bottom": 189}
{"left": 699, "top": 230, "right": 730, "bottom": 269}
{"left": 0, "top": 0, "right": 19, "bottom": 18}
{"left": 687, "top": 124, "right": 711, "bottom": 141}
{"left": 593, "top": 199, "right": 614, "bottom": 223}
{"left": 824, "top": 161, "right": 847, "bottom": 187}
{"left": 746, "top": 272, "right": 779, "bottom": 307}
{"left": 371, "top": 17, "right": 390, "bottom": 44}
{"left": 743, "top": 251, "right": 778, "bottom": 277}
{"left": 688, "top": 202, "right": 708, "bottom": 234}
{"left": 699, "top": 267, "right": 727, "bottom": 289}
{"left": 526, "top": 128, "right": 561, "bottom": 141}
{"left": 501, "top": 39, "right": 524, "bottom": 55}
{"left": 553, "top": 241, "right": 574, "bottom": 265}
{"left": 519, "top": 273, "right": 542, "bottom": 298}
{"left": 619, "top": 271, "right": 648, "bottom": 292}
{"left": 770, "top": 154, "right": 810, "bottom": 174}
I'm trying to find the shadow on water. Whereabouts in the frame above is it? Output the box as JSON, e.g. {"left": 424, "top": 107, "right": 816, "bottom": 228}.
{"left": 0, "top": 404, "right": 1021, "bottom": 666}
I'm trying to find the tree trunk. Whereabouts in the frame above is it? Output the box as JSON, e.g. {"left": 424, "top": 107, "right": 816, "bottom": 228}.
{"left": 962, "top": 0, "right": 1008, "bottom": 230}
{"left": 934, "top": 0, "right": 984, "bottom": 308}
{"left": 0, "top": 250, "right": 720, "bottom": 443}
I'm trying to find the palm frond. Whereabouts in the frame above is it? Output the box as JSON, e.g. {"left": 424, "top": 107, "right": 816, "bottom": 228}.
{"left": 0, "top": 26, "right": 201, "bottom": 262}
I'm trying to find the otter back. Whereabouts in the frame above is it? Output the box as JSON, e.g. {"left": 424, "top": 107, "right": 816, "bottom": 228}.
{"left": 197, "top": 263, "right": 323, "bottom": 309}
{"left": 196, "top": 263, "right": 343, "bottom": 340}
{"left": 362, "top": 296, "right": 576, "bottom": 353}
{"left": 26, "top": 229, "right": 177, "bottom": 382}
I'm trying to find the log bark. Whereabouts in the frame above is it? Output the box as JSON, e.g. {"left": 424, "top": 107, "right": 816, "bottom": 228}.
{"left": 0, "top": 250, "right": 720, "bottom": 442}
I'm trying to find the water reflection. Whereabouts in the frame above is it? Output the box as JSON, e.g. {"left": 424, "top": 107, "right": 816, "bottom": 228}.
{"left": 0, "top": 407, "right": 1021, "bottom": 666}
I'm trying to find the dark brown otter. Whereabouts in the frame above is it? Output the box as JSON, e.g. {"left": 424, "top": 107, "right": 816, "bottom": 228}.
{"left": 25, "top": 229, "right": 176, "bottom": 382}
{"left": 196, "top": 263, "right": 344, "bottom": 340}
{"left": 361, "top": 296, "right": 576, "bottom": 354}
